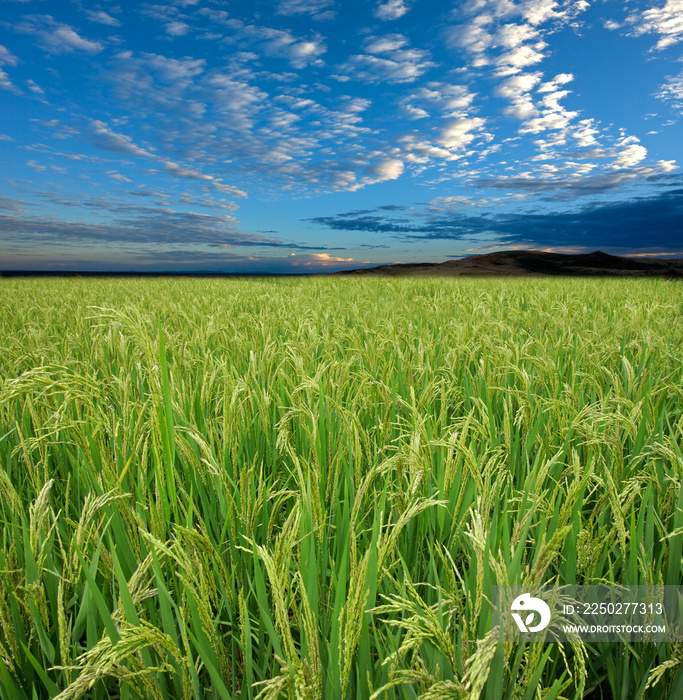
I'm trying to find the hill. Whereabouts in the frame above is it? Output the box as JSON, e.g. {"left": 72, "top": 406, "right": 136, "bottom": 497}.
{"left": 334, "top": 250, "right": 683, "bottom": 277}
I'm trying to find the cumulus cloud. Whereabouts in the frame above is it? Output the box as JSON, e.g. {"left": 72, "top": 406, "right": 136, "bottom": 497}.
{"left": 402, "top": 83, "right": 476, "bottom": 117}
{"left": 222, "top": 20, "right": 327, "bottom": 68}
{"left": 571, "top": 119, "right": 600, "bottom": 148}
{"left": 334, "top": 34, "right": 433, "bottom": 83}
{"left": 105, "top": 171, "right": 133, "bottom": 182}
{"left": 14, "top": 15, "right": 104, "bottom": 54}
{"left": 656, "top": 68, "right": 683, "bottom": 110}
{"left": 25, "top": 79, "right": 45, "bottom": 96}
{"left": 101, "top": 51, "right": 393, "bottom": 192}
{"left": 538, "top": 72, "right": 573, "bottom": 92}
{"left": 494, "top": 42, "right": 547, "bottom": 75}
{"left": 496, "top": 21, "right": 539, "bottom": 48}
{"left": 85, "top": 10, "right": 120, "bottom": 27}
{"left": 276, "top": 0, "right": 335, "bottom": 17}
{"left": 165, "top": 21, "right": 191, "bottom": 36}
{"left": 87, "top": 120, "right": 154, "bottom": 157}
{"left": 0, "top": 45, "right": 20, "bottom": 93}
{"left": 494, "top": 70, "right": 582, "bottom": 144}
{"left": 0, "top": 70, "right": 19, "bottom": 93}
{"left": 447, "top": 20, "right": 494, "bottom": 56}
{"left": 114, "top": 51, "right": 205, "bottom": 85}
{"left": 496, "top": 70, "right": 542, "bottom": 99}
{"left": 495, "top": 71, "right": 541, "bottom": 118}
{"left": 374, "top": 0, "right": 412, "bottom": 21}
{"left": 82, "top": 119, "right": 249, "bottom": 196}
{"left": 397, "top": 134, "right": 459, "bottom": 163}
{"left": 366, "top": 158, "right": 404, "bottom": 181}
{"left": 439, "top": 116, "right": 488, "bottom": 151}
{"left": 448, "top": 0, "right": 589, "bottom": 75}
{"left": 611, "top": 136, "right": 647, "bottom": 169}
{"left": 0, "top": 45, "right": 19, "bottom": 67}
{"left": 619, "top": 0, "right": 683, "bottom": 50}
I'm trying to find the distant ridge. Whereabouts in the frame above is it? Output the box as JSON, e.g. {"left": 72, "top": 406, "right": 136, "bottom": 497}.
{"left": 334, "top": 250, "right": 683, "bottom": 278}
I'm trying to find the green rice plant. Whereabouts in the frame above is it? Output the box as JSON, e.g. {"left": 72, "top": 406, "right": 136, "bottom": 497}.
{"left": 0, "top": 275, "right": 681, "bottom": 698}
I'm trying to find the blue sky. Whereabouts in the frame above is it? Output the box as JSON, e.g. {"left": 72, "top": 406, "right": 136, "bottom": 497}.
{"left": 1, "top": 0, "right": 682, "bottom": 272}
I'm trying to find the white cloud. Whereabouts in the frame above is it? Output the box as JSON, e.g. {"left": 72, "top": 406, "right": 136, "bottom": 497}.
{"left": 503, "top": 95, "right": 537, "bottom": 119}
{"left": 0, "top": 45, "right": 19, "bottom": 66}
{"left": 335, "top": 53, "right": 431, "bottom": 82}
{"left": 105, "top": 171, "right": 133, "bottom": 182}
{"left": 162, "top": 160, "right": 214, "bottom": 180}
{"left": 656, "top": 68, "right": 683, "bottom": 109}
{"left": 538, "top": 72, "right": 573, "bottom": 92}
{"left": 365, "top": 35, "right": 407, "bottom": 53}
{"left": 25, "top": 79, "right": 45, "bottom": 96}
{"left": 159, "top": 159, "right": 247, "bottom": 195}
{"left": 88, "top": 120, "right": 155, "bottom": 157}
{"left": 85, "top": 10, "right": 120, "bottom": 27}
{"left": 521, "top": 109, "right": 576, "bottom": 133}
{"left": 439, "top": 117, "right": 487, "bottom": 151}
{"left": 84, "top": 119, "right": 249, "bottom": 195}
{"left": 116, "top": 51, "right": 206, "bottom": 83}
{"left": 0, "top": 47, "right": 20, "bottom": 92}
{"left": 495, "top": 70, "right": 581, "bottom": 139}
{"left": 496, "top": 22, "right": 538, "bottom": 48}
{"left": 403, "top": 105, "right": 429, "bottom": 118}
{"left": 611, "top": 136, "right": 647, "bottom": 168}
{"left": 374, "top": 0, "right": 412, "bottom": 21}
{"left": 521, "top": 0, "right": 560, "bottom": 26}
{"left": 495, "top": 71, "right": 541, "bottom": 119}
{"left": 495, "top": 71, "right": 542, "bottom": 98}
{"left": 447, "top": 21, "right": 494, "bottom": 55}
{"left": 276, "top": 0, "right": 334, "bottom": 16}
{"left": 397, "top": 135, "right": 458, "bottom": 162}
{"left": 335, "top": 35, "right": 433, "bottom": 83}
{"left": 230, "top": 23, "right": 327, "bottom": 68}
{"left": 165, "top": 21, "right": 191, "bottom": 36}
{"left": 14, "top": 16, "right": 103, "bottom": 54}
{"left": 366, "top": 157, "right": 404, "bottom": 181}
{"left": 657, "top": 159, "right": 677, "bottom": 171}
{"left": 448, "top": 0, "right": 589, "bottom": 78}
{"left": 343, "top": 97, "right": 372, "bottom": 112}
{"left": 622, "top": 0, "right": 683, "bottom": 50}
{"left": 494, "top": 41, "right": 547, "bottom": 75}
{"left": 197, "top": 8, "right": 230, "bottom": 23}
{"left": 205, "top": 73, "right": 267, "bottom": 114}
{"left": 403, "top": 83, "right": 476, "bottom": 118}
{"left": 572, "top": 119, "right": 600, "bottom": 148}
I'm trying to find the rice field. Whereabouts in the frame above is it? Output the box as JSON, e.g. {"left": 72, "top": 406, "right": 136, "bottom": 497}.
{"left": 0, "top": 275, "right": 682, "bottom": 700}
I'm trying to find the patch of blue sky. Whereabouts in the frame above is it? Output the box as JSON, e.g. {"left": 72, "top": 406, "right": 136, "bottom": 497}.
{"left": 0, "top": 0, "right": 682, "bottom": 271}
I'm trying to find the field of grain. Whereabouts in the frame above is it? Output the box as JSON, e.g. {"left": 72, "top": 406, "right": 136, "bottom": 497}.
{"left": 0, "top": 276, "right": 682, "bottom": 699}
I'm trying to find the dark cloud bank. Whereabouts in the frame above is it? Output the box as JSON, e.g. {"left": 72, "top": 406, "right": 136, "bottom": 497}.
{"left": 310, "top": 188, "right": 683, "bottom": 252}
